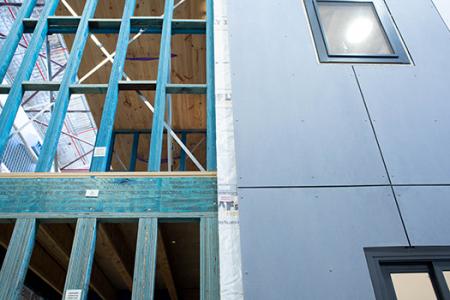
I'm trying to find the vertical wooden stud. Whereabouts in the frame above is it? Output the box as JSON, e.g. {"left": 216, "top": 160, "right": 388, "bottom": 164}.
{"left": 63, "top": 218, "right": 97, "bottom": 300}
{"left": 200, "top": 217, "right": 220, "bottom": 300}
{"left": 0, "top": 0, "right": 37, "bottom": 81}
{"left": 90, "top": 0, "right": 136, "bottom": 172}
{"left": 0, "top": 219, "right": 37, "bottom": 300}
{"left": 36, "top": 0, "right": 99, "bottom": 172}
{"left": 206, "top": 0, "right": 217, "bottom": 171}
{"left": 0, "top": 0, "right": 59, "bottom": 159}
{"left": 132, "top": 218, "right": 158, "bottom": 300}
{"left": 148, "top": 0, "right": 174, "bottom": 171}
{"left": 129, "top": 132, "right": 139, "bottom": 171}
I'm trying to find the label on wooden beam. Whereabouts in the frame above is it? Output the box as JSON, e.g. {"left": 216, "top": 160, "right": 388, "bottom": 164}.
{"left": 85, "top": 189, "right": 99, "bottom": 198}
{"left": 64, "top": 290, "right": 82, "bottom": 300}
{"left": 93, "top": 146, "right": 107, "bottom": 157}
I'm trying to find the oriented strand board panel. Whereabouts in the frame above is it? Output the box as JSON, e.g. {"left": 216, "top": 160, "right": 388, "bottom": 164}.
{"left": 395, "top": 186, "right": 450, "bottom": 246}
{"left": 353, "top": 0, "right": 450, "bottom": 184}
{"left": 228, "top": 0, "right": 388, "bottom": 187}
{"left": 239, "top": 187, "right": 409, "bottom": 300}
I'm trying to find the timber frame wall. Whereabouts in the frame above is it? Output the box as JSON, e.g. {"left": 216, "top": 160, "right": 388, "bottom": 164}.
{"left": 0, "top": 0, "right": 219, "bottom": 299}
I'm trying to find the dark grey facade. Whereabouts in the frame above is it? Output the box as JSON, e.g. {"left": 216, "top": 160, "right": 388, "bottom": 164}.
{"left": 228, "top": 0, "right": 450, "bottom": 298}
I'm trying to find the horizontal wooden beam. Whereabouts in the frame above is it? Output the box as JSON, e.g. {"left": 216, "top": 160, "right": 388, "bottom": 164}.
{"left": 22, "top": 17, "right": 206, "bottom": 34}
{"left": 0, "top": 171, "right": 216, "bottom": 178}
{"left": 0, "top": 176, "right": 217, "bottom": 217}
{"left": 0, "top": 82, "right": 207, "bottom": 94}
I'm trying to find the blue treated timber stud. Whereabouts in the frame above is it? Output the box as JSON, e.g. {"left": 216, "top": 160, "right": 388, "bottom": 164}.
{"left": 106, "top": 131, "right": 116, "bottom": 171}
{"left": 0, "top": 0, "right": 37, "bottom": 81}
{"left": 90, "top": 0, "right": 137, "bottom": 172}
{"left": 132, "top": 218, "right": 158, "bottom": 300}
{"left": 129, "top": 132, "right": 139, "bottom": 171}
{"left": 0, "top": 0, "right": 60, "bottom": 160}
{"left": 206, "top": 0, "right": 217, "bottom": 171}
{"left": 63, "top": 218, "right": 97, "bottom": 300}
{"left": 148, "top": 0, "right": 175, "bottom": 171}
{"left": 200, "top": 217, "right": 220, "bottom": 300}
{"left": 36, "top": 0, "right": 99, "bottom": 172}
{"left": 0, "top": 219, "right": 37, "bottom": 300}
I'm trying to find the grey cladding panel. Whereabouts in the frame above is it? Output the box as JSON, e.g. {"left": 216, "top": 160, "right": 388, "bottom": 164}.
{"left": 239, "top": 187, "right": 408, "bottom": 300}
{"left": 354, "top": 0, "right": 450, "bottom": 184}
{"left": 228, "top": 0, "right": 388, "bottom": 187}
{"left": 395, "top": 186, "right": 450, "bottom": 246}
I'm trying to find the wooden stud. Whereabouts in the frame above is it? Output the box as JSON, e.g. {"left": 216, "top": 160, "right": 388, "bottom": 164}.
{"left": 0, "top": 0, "right": 37, "bottom": 81}
{"left": 0, "top": 0, "right": 59, "bottom": 159}
{"left": 132, "top": 218, "right": 158, "bottom": 300}
{"left": 36, "top": 0, "right": 99, "bottom": 172}
{"left": 90, "top": 0, "right": 137, "bottom": 172}
{"left": 37, "top": 224, "right": 117, "bottom": 299}
{"left": 0, "top": 219, "right": 37, "bottom": 300}
{"left": 148, "top": 0, "right": 175, "bottom": 171}
{"left": 63, "top": 218, "right": 97, "bottom": 300}
{"left": 206, "top": 0, "right": 217, "bottom": 171}
{"left": 200, "top": 217, "right": 220, "bottom": 300}
{"left": 106, "top": 132, "right": 116, "bottom": 171}
{"left": 0, "top": 224, "right": 67, "bottom": 296}
{"left": 130, "top": 133, "right": 139, "bottom": 171}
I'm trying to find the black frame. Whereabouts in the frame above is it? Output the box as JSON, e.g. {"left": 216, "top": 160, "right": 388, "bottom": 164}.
{"left": 304, "top": 0, "right": 410, "bottom": 64}
{"left": 365, "top": 247, "right": 450, "bottom": 300}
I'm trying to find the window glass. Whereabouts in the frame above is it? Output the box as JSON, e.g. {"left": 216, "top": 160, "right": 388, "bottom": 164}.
{"left": 316, "top": 2, "right": 393, "bottom": 55}
{"left": 391, "top": 273, "right": 437, "bottom": 300}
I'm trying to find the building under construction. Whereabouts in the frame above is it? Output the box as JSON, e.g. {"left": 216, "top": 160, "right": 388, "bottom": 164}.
{"left": 1, "top": 0, "right": 450, "bottom": 299}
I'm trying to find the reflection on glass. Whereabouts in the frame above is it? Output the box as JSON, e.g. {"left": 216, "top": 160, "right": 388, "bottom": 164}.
{"left": 444, "top": 271, "right": 450, "bottom": 291}
{"left": 391, "top": 273, "right": 437, "bottom": 300}
{"left": 316, "top": 2, "right": 393, "bottom": 55}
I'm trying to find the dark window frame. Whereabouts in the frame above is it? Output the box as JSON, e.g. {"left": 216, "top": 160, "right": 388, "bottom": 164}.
{"left": 365, "top": 247, "right": 450, "bottom": 300}
{"left": 304, "top": 0, "right": 410, "bottom": 64}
